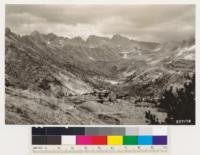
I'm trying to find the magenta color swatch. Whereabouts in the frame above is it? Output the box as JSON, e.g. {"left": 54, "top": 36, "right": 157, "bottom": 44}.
{"left": 76, "top": 136, "right": 92, "bottom": 145}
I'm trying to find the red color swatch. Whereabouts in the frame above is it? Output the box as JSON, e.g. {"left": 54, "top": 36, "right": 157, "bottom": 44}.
{"left": 92, "top": 136, "right": 107, "bottom": 145}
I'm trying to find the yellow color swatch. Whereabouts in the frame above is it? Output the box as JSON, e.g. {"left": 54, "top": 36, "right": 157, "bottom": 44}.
{"left": 107, "top": 136, "right": 123, "bottom": 145}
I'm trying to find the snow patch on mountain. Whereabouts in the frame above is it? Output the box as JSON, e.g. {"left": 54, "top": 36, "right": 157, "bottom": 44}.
{"left": 123, "top": 70, "right": 136, "bottom": 77}
{"left": 89, "top": 56, "right": 95, "bottom": 60}
{"left": 176, "top": 45, "right": 195, "bottom": 57}
{"left": 153, "top": 46, "right": 162, "bottom": 52}
{"left": 184, "top": 53, "right": 195, "bottom": 60}
{"left": 104, "top": 79, "right": 119, "bottom": 85}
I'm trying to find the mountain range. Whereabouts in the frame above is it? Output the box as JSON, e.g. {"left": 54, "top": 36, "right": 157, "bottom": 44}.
{"left": 5, "top": 27, "right": 195, "bottom": 124}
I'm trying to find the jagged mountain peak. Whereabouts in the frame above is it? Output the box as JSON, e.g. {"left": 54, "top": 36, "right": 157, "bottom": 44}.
{"left": 87, "top": 35, "right": 109, "bottom": 41}
{"left": 45, "top": 33, "right": 59, "bottom": 42}
{"left": 5, "top": 27, "right": 11, "bottom": 35}
{"left": 86, "top": 35, "right": 111, "bottom": 47}
{"left": 30, "top": 30, "right": 41, "bottom": 37}
{"left": 111, "top": 34, "right": 130, "bottom": 41}
{"left": 181, "top": 36, "right": 195, "bottom": 47}
{"left": 71, "top": 36, "right": 85, "bottom": 42}
{"left": 46, "top": 33, "right": 57, "bottom": 38}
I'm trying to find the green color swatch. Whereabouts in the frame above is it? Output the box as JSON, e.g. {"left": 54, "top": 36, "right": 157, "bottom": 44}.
{"left": 123, "top": 136, "right": 138, "bottom": 145}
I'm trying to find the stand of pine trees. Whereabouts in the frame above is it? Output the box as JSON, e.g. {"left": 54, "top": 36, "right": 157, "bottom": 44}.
{"left": 160, "top": 73, "right": 195, "bottom": 124}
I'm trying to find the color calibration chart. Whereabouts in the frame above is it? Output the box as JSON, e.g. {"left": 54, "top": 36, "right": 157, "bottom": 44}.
{"left": 32, "top": 127, "right": 168, "bottom": 155}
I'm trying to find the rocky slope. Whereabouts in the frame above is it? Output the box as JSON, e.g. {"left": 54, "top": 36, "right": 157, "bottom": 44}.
{"left": 5, "top": 28, "right": 195, "bottom": 124}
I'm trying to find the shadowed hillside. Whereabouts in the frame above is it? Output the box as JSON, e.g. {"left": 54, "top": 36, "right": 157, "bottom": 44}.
{"left": 5, "top": 28, "right": 195, "bottom": 125}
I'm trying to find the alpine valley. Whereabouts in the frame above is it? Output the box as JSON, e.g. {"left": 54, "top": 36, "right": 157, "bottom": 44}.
{"left": 5, "top": 28, "right": 195, "bottom": 125}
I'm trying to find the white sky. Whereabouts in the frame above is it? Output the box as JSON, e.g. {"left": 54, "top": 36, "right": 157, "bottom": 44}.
{"left": 6, "top": 4, "right": 195, "bottom": 42}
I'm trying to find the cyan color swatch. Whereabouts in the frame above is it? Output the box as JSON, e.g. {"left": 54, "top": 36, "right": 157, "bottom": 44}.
{"left": 138, "top": 136, "right": 153, "bottom": 145}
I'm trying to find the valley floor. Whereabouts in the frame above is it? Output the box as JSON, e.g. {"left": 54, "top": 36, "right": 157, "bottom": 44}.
{"left": 5, "top": 87, "right": 166, "bottom": 125}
